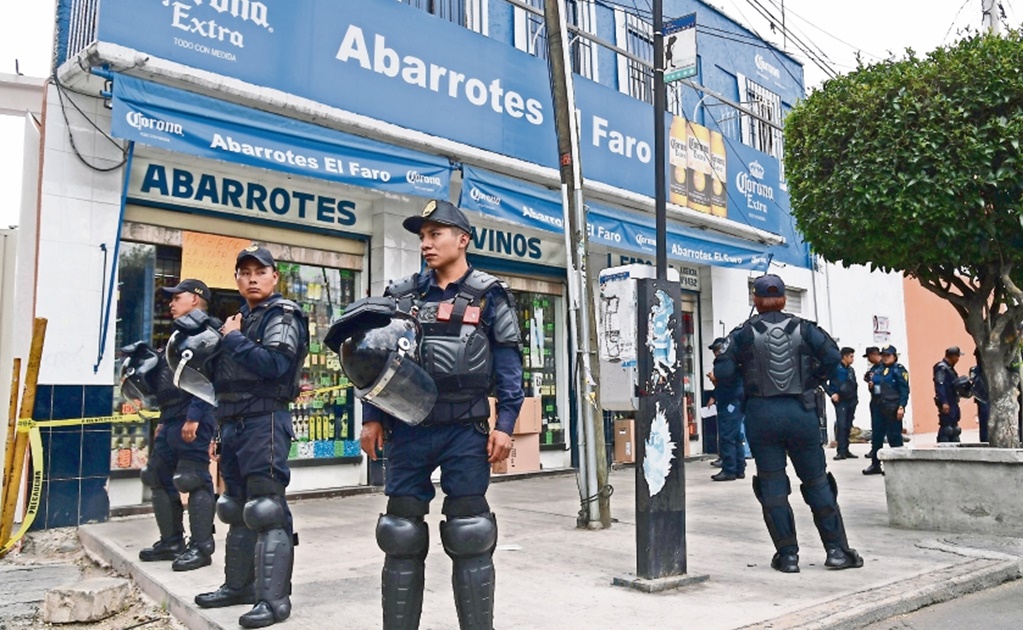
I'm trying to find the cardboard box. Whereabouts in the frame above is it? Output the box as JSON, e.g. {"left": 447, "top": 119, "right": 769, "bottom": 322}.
{"left": 488, "top": 396, "right": 542, "bottom": 435}
{"left": 614, "top": 418, "right": 635, "bottom": 464}
{"left": 491, "top": 432, "right": 541, "bottom": 474}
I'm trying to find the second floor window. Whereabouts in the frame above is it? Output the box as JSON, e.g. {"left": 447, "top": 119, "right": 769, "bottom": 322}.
{"left": 514, "top": 0, "right": 599, "bottom": 80}
{"left": 614, "top": 9, "right": 684, "bottom": 115}
{"left": 737, "top": 74, "right": 784, "bottom": 161}
{"left": 399, "top": 0, "right": 487, "bottom": 34}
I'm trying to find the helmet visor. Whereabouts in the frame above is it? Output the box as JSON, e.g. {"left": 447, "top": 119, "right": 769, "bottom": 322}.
{"left": 357, "top": 352, "right": 437, "bottom": 426}
{"left": 120, "top": 378, "right": 156, "bottom": 411}
{"left": 171, "top": 351, "right": 218, "bottom": 406}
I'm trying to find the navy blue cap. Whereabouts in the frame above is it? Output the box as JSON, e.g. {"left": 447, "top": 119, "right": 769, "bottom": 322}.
{"left": 709, "top": 337, "right": 727, "bottom": 350}
{"left": 162, "top": 278, "right": 211, "bottom": 302}
{"left": 880, "top": 345, "right": 897, "bottom": 355}
{"left": 752, "top": 274, "right": 785, "bottom": 297}
{"left": 863, "top": 346, "right": 880, "bottom": 357}
{"left": 236, "top": 244, "right": 276, "bottom": 270}
{"left": 402, "top": 200, "right": 472, "bottom": 235}
{"left": 946, "top": 346, "right": 962, "bottom": 356}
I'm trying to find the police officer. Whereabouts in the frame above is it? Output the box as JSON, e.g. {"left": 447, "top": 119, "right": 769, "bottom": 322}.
{"left": 863, "top": 345, "right": 909, "bottom": 475}
{"left": 827, "top": 347, "right": 858, "bottom": 460}
{"left": 708, "top": 337, "right": 746, "bottom": 481}
{"left": 970, "top": 349, "right": 990, "bottom": 442}
{"left": 714, "top": 274, "right": 862, "bottom": 573}
{"left": 359, "top": 200, "right": 524, "bottom": 630}
{"left": 862, "top": 346, "right": 884, "bottom": 460}
{"left": 934, "top": 346, "right": 963, "bottom": 443}
{"left": 131, "top": 279, "right": 217, "bottom": 571}
{"left": 193, "top": 246, "right": 308, "bottom": 629}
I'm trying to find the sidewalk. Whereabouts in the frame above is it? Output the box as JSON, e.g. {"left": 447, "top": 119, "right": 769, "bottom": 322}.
{"left": 79, "top": 450, "right": 1023, "bottom": 630}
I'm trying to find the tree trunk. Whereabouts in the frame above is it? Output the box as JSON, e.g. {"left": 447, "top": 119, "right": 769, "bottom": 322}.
{"left": 975, "top": 345, "right": 1020, "bottom": 448}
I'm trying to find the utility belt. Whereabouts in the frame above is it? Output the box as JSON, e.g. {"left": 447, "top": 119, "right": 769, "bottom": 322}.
{"left": 418, "top": 396, "right": 492, "bottom": 428}
{"left": 216, "top": 397, "right": 289, "bottom": 421}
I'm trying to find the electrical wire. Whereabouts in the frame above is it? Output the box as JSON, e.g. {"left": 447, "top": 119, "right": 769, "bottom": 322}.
{"left": 761, "top": 0, "right": 883, "bottom": 61}
{"left": 52, "top": 75, "right": 127, "bottom": 173}
{"left": 943, "top": 0, "right": 974, "bottom": 43}
{"left": 743, "top": 0, "right": 837, "bottom": 79}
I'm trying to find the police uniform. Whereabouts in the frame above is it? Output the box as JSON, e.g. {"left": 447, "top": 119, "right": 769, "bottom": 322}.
{"left": 194, "top": 247, "right": 308, "bottom": 629}
{"left": 714, "top": 274, "right": 862, "bottom": 573}
{"left": 862, "top": 348, "right": 884, "bottom": 460}
{"left": 709, "top": 337, "right": 746, "bottom": 481}
{"left": 864, "top": 346, "right": 909, "bottom": 474}
{"left": 126, "top": 304, "right": 217, "bottom": 572}
{"left": 934, "top": 349, "right": 962, "bottom": 442}
{"left": 361, "top": 200, "right": 524, "bottom": 630}
{"left": 970, "top": 363, "right": 990, "bottom": 442}
{"left": 827, "top": 351, "right": 858, "bottom": 459}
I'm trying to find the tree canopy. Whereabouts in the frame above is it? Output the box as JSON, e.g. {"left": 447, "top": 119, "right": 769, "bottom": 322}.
{"left": 784, "top": 31, "right": 1023, "bottom": 446}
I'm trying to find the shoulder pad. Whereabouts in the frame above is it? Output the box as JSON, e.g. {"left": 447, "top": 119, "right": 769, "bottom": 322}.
{"left": 385, "top": 274, "right": 420, "bottom": 299}
{"left": 461, "top": 269, "right": 501, "bottom": 297}
{"left": 270, "top": 298, "right": 307, "bottom": 321}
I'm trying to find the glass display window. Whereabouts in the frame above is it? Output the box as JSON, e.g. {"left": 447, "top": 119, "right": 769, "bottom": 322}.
{"left": 515, "top": 290, "right": 565, "bottom": 446}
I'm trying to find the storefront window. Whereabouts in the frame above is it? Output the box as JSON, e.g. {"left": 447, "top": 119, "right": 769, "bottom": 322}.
{"left": 112, "top": 240, "right": 361, "bottom": 471}
{"left": 516, "top": 291, "right": 565, "bottom": 445}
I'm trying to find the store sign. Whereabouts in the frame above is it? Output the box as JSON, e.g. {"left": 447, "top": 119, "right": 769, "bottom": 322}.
{"left": 111, "top": 74, "right": 453, "bottom": 199}
{"left": 128, "top": 156, "right": 375, "bottom": 235}
{"left": 728, "top": 142, "right": 783, "bottom": 235}
{"left": 96, "top": 0, "right": 807, "bottom": 263}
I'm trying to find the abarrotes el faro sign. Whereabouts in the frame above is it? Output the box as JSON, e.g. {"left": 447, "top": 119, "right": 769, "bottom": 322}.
{"left": 111, "top": 74, "right": 452, "bottom": 199}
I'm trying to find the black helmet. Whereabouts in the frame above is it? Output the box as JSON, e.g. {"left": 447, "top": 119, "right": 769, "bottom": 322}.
{"left": 165, "top": 310, "right": 223, "bottom": 406}
{"left": 953, "top": 374, "right": 973, "bottom": 399}
{"left": 119, "top": 341, "right": 160, "bottom": 410}
{"left": 327, "top": 297, "right": 437, "bottom": 425}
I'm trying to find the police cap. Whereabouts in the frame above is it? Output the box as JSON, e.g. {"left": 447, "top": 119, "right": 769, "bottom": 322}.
{"left": 709, "top": 337, "right": 727, "bottom": 351}
{"left": 880, "top": 345, "right": 897, "bottom": 355}
{"left": 862, "top": 346, "right": 880, "bottom": 357}
{"left": 402, "top": 200, "right": 472, "bottom": 235}
{"left": 162, "top": 278, "right": 211, "bottom": 303}
{"left": 236, "top": 244, "right": 276, "bottom": 270}
{"left": 946, "top": 346, "right": 962, "bottom": 356}
{"left": 752, "top": 273, "right": 785, "bottom": 297}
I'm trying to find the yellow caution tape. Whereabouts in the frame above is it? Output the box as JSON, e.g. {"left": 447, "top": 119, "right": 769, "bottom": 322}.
{"left": 0, "top": 382, "right": 349, "bottom": 553}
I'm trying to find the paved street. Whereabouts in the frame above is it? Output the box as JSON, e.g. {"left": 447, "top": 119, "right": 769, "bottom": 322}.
{"left": 79, "top": 450, "right": 1023, "bottom": 630}
{"left": 863, "top": 578, "right": 1023, "bottom": 629}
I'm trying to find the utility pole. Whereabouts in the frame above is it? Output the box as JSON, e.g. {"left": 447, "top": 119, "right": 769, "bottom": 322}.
{"left": 982, "top": 0, "right": 1002, "bottom": 34}
{"left": 542, "top": 0, "right": 610, "bottom": 529}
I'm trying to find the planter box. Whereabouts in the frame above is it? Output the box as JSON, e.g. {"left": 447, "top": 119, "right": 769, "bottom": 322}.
{"left": 880, "top": 447, "right": 1023, "bottom": 536}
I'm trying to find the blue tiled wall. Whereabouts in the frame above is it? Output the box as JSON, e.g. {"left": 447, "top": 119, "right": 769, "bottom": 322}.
{"left": 29, "top": 384, "right": 113, "bottom": 530}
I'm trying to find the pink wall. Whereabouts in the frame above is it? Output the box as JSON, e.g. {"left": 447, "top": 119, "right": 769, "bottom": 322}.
{"left": 902, "top": 278, "right": 977, "bottom": 436}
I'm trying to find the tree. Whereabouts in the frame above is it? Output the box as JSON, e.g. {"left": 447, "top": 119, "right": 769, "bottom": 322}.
{"left": 784, "top": 31, "right": 1023, "bottom": 447}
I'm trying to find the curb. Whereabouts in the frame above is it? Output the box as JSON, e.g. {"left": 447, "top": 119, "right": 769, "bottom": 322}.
{"left": 740, "top": 555, "right": 1022, "bottom": 629}
{"left": 79, "top": 526, "right": 225, "bottom": 630}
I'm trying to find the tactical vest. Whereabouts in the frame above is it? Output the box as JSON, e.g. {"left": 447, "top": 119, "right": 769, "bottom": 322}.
{"left": 838, "top": 366, "right": 857, "bottom": 399}
{"left": 741, "top": 315, "right": 813, "bottom": 398}
{"left": 389, "top": 270, "right": 504, "bottom": 425}
{"left": 153, "top": 355, "right": 189, "bottom": 415}
{"left": 934, "top": 361, "right": 959, "bottom": 404}
{"left": 214, "top": 297, "right": 308, "bottom": 407}
{"left": 879, "top": 367, "right": 903, "bottom": 407}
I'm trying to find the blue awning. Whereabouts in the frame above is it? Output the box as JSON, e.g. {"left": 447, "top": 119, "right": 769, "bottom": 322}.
{"left": 459, "top": 165, "right": 771, "bottom": 271}
{"left": 110, "top": 74, "right": 453, "bottom": 198}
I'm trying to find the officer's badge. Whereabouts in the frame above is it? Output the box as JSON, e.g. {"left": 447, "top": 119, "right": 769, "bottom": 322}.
{"left": 422, "top": 200, "right": 437, "bottom": 217}
{"left": 244, "top": 244, "right": 259, "bottom": 252}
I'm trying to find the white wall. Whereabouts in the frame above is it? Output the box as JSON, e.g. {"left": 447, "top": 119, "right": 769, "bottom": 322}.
{"left": 34, "top": 85, "right": 124, "bottom": 385}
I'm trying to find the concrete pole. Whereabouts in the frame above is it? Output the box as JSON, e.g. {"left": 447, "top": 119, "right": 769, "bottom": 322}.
{"left": 982, "top": 0, "right": 1002, "bottom": 34}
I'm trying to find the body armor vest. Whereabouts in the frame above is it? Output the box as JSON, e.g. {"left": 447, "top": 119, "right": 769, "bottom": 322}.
{"left": 742, "top": 316, "right": 813, "bottom": 398}
{"left": 214, "top": 297, "right": 308, "bottom": 408}
{"left": 879, "top": 368, "right": 902, "bottom": 406}
{"left": 390, "top": 270, "right": 501, "bottom": 425}
{"left": 154, "top": 355, "right": 190, "bottom": 418}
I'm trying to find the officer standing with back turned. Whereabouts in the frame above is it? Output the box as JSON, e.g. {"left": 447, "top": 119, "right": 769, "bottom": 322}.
{"left": 192, "top": 245, "right": 308, "bottom": 629}
{"left": 121, "top": 279, "right": 217, "bottom": 572}
{"left": 714, "top": 274, "right": 863, "bottom": 573}
{"left": 351, "top": 200, "right": 524, "bottom": 630}
{"left": 934, "top": 346, "right": 963, "bottom": 443}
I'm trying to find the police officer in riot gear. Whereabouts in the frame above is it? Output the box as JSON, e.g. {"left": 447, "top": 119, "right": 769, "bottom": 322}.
{"left": 193, "top": 246, "right": 308, "bottom": 629}
{"left": 827, "top": 347, "right": 859, "bottom": 459}
{"left": 863, "top": 346, "right": 910, "bottom": 475}
{"left": 934, "top": 346, "right": 963, "bottom": 443}
{"left": 714, "top": 274, "right": 863, "bottom": 574}
{"left": 707, "top": 337, "right": 746, "bottom": 481}
{"left": 862, "top": 347, "right": 884, "bottom": 459}
{"left": 124, "top": 279, "right": 218, "bottom": 572}
{"left": 357, "top": 200, "right": 524, "bottom": 630}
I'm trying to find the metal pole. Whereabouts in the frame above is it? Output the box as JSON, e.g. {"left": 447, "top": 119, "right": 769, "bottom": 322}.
{"left": 544, "top": 0, "right": 609, "bottom": 528}
{"left": 982, "top": 0, "right": 1002, "bottom": 34}
{"left": 654, "top": 0, "right": 667, "bottom": 281}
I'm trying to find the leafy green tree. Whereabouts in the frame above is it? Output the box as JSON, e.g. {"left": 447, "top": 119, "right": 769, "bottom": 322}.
{"left": 785, "top": 31, "right": 1023, "bottom": 447}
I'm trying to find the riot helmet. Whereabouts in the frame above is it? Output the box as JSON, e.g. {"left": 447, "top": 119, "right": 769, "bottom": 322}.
{"left": 166, "top": 310, "right": 223, "bottom": 406}
{"left": 953, "top": 374, "right": 973, "bottom": 399}
{"left": 119, "top": 342, "right": 160, "bottom": 410}
{"left": 326, "top": 297, "right": 437, "bottom": 425}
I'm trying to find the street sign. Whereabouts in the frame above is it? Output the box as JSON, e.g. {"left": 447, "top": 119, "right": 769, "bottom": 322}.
{"left": 663, "top": 13, "right": 697, "bottom": 83}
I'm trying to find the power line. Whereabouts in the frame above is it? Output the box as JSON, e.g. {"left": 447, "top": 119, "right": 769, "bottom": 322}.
{"left": 743, "top": 0, "right": 837, "bottom": 79}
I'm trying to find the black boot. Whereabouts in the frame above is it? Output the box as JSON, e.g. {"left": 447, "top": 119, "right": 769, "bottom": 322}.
{"left": 802, "top": 473, "right": 865, "bottom": 571}
{"left": 140, "top": 490, "right": 184, "bottom": 561}
{"left": 195, "top": 525, "right": 257, "bottom": 608}
{"left": 239, "top": 528, "right": 293, "bottom": 628}
{"left": 442, "top": 514, "right": 498, "bottom": 630}
{"left": 173, "top": 486, "right": 216, "bottom": 571}
{"left": 770, "top": 552, "right": 799, "bottom": 573}
{"left": 377, "top": 514, "right": 429, "bottom": 630}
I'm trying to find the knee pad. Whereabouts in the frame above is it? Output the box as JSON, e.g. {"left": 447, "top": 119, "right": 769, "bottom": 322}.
{"left": 442, "top": 495, "right": 490, "bottom": 518}
{"left": 441, "top": 513, "right": 498, "bottom": 558}
{"left": 217, "top": 494, "right": 246, "bottom": 526}
{"left": 376, "top": 514, "right": 429, "bottom": 558}
{"left": 752, "top": 471, "right": 790, "bottom": 507}
{"left": 940, "top": 424, "right": 958, "bottom": 438}
{"left": 243, "top": 496, "right": 287, "bottom": 532}
{"left": 139, "top": 464, "right": 161, "bottom": 489}
{"left": 800, "top": 473, "right": 837, "bottom": 511}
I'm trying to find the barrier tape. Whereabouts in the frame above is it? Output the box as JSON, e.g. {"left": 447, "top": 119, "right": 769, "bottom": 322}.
{"left": 0, "top": 382, "right": 349, "bottom": 554}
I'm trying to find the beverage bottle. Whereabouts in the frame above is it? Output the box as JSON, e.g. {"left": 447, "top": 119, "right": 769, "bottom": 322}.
{"left": 669, "top": 115, "right": 688, "bottom": 207}
{"left": 710, "top": 130, "right": 728, "bottom": 217}
{"left": 687, "top": 122, "right": 712, "bottom": 214}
